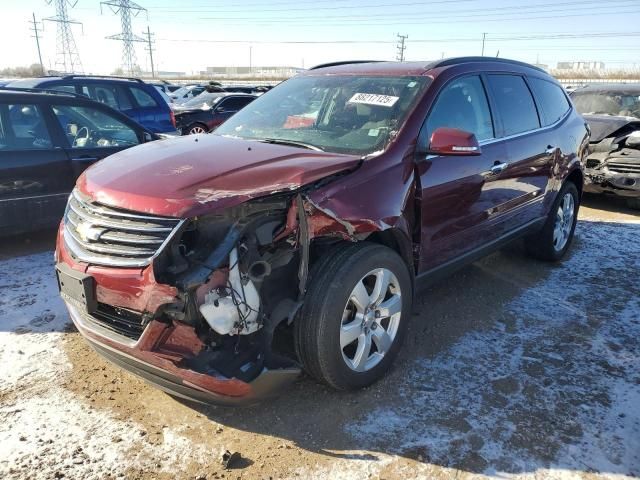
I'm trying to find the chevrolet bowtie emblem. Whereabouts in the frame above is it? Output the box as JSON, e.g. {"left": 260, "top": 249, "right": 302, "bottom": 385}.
{"left": 76, "top": 222, "right": 105, "bottom": 242}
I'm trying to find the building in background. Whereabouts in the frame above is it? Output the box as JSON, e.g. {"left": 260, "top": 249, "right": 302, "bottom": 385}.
{"left": 199, "top": 66, "right": 301, "bottom": 78}
{"left": 557, "top": 61, "right": 606, "bottom": 71}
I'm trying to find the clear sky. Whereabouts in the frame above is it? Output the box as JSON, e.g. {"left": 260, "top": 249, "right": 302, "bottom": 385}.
{"left": 1, "top": 0, "right": 639, "bottom": 74}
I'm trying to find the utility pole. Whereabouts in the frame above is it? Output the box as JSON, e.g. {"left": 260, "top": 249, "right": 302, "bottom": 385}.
{"left": 249, "top": 46, "right": 253, "bottom": 74}
{"left": 29, "top": 13, "right": 45, "bottom": 75}
{"left": 396, "top": 33, "right": 408, "bottom": 62}
{"left": 44, "top": 0, "right": 83, "bottom": 73}
{"left": 143, "top": 25, "right": 155, "bottom": 78}
{"left": 101, "top": 0, "right": 146, "bottom": 76}
{"left": 481, "top": 32, "right": 487, "bottom": 56}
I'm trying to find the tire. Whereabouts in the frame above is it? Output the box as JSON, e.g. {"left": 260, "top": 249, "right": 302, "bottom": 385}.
{"left": 294, "top": 242, "right": 412, "bottom": 390}
{"left": 627, "top": 198, "right": 640, "bottom": 210}
{"left": 186, "top": 123, "right": 208, "bottom": 135}
{"left": 525, "top": 181, "right": 580, "bottom": 261}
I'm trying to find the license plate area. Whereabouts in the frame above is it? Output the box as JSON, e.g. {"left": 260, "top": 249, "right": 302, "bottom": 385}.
{"left": 56, "top": 263, "right": 97, "bottom": 313}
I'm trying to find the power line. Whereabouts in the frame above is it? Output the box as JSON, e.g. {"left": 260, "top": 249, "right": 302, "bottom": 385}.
{"left": 190, "top": 0, "right": 637, "bottom": 21}
{"left": 29, "top": 12, "right": 45, "bottom": 75}
{"left": 396, "top": 34, "right": 408, "bottom": 62}
{"left": 143, "top": 25, "right": 155, "bottom": 78}
{"left": 155, "top": 31, "right": 640, "bottom": 46}
{"left": 44, "top": 0, "right": 83, "bottom": 74}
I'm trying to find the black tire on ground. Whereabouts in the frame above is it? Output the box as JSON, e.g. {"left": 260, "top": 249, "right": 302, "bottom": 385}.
{"left": 626, "top": 197, "right": 640, "bottom": 210}
{"left": 186, "top": 123, "right": 208, "bottom": 135}
{"left": 525, "top": 181, "right": 580, "bottom": 261}
{"left": 294, "top": 242, "right": 412, "bottom": 390}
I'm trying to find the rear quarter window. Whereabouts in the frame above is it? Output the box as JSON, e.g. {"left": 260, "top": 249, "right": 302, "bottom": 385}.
{"left": 486, "top": 74, "right": 540, "bottom": 137}
{"left": 528, "top": 77, "right": 571, "bottom": 126}
{"left": 130, "top": 87, "right": 159, "bottom": 108}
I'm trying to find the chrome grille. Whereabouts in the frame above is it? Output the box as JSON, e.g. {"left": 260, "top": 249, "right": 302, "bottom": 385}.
{"left": 63, "top": 189, "right": 184, "bottom": 267}
{"left": 608, "top": 162, "right": 640, "bottom": 174}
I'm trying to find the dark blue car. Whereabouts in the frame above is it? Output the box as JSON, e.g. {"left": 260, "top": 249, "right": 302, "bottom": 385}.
{"left": 7, "top": 75, "right": 178, "bottom": 135}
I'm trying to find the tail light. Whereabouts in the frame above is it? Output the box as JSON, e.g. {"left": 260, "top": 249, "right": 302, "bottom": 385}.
{"left": 170, "top": 110, "right": 176, "bottom": 128}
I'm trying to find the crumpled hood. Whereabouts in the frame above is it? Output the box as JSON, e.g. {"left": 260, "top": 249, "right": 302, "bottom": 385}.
{"left": 77, "top": 134, "right": 361, "bottom": 218}
{"left": 584, "top": 114, "right": 640, "bottom": 143}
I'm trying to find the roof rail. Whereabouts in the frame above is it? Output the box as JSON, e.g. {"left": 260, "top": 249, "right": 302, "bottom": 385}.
{"left": 309, "top": 60, "right": 383, "bottom": 70}
{"left": 0, "top": 86, "right": 88, "bottom": 99}
{"left": 60, "top": 74, "right": 145, "bottom": 83}
{"left": 429, "top": 56, "right": 546, "bottom": 73}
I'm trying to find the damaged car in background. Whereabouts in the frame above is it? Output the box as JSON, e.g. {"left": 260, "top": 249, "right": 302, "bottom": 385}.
{"left": 571, "top": 83, "right": 640, "bottom": 209}
{"left": 55, "top": 58, "right": 587, "bottom": 405}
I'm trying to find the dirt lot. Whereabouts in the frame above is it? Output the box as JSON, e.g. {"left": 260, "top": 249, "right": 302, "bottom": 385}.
{"left": 1, "top": 194, "right": 639, "bottom": 480}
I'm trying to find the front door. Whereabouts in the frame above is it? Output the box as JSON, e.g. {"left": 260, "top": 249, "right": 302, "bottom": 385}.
{"left": 0, "top": 101, "right": 73, "bottom": 234}
{"left": 417, "top": 74, "right": 508, "bottom": 272}
{"left": 49, "top": 103, "right": 142, "bottom": 179}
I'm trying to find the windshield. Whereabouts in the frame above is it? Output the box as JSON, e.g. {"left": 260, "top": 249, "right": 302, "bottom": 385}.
{"left": 214, "top": 75, "right": 430, "bottom": 156}
{"left": 181, "top": 92, "right": 223, "bottom": 109}
{"left": 171, "top": 85, "right": 197, "bottom": 97}
{"left": 572, "top": 91, "right": 640, "bottom": 118}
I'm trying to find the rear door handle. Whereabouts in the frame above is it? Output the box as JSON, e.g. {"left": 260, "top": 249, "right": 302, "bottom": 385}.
{"left": 490, "top": 162, "right": 509, "bottom": 175}
{"left": 545, "top": 145, "right": 557, "bottom": 155}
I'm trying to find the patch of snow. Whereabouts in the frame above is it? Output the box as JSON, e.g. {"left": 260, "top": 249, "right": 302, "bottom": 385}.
{"left": 0, "top": 252, "right": 212, "bottom": 479}
{"left": 346, "top": 219, "right": 640, "bottom": 478}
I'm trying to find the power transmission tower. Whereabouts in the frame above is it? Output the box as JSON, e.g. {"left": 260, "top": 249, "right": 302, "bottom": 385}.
{"left": 143, "top": 25, "right": 155, "bottom": 78}
{"left": 44, "top": 0, "right": 83, "bottom": 73}
{"left": 29, "top": 13, "right": 45, "bottom": 75}
{"left": 101, "top": 0, "right": 147, "bottom": 75}
{"left": 396, "top": 34, "right": 408, "bottom": 62}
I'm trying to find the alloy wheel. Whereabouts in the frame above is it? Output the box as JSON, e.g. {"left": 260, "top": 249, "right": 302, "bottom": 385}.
{"left": 553, "top": 192, "right": 575, "bottom": 251}
{"left": 340, "top": 268, "right": 402, "bottom": 372}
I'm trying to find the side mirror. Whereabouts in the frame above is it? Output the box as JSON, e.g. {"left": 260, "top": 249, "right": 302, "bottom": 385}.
{"left": 428, "top": 127, "right": 482, "bottom": 156}
{"left": 215, "top": 107, "right": 225, "bottom": 113}
{"left": 143, "top": 132, "right": 154, "bottom": 142}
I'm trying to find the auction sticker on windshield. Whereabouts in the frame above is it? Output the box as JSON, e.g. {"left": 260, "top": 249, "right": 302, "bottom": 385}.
{"left": 348, "top": 93, "right": 399, "bottom": 107}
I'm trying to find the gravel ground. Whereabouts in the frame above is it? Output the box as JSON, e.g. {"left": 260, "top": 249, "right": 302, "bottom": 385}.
{"left": 0, "top": 194, "right": 639, "bottom": 480}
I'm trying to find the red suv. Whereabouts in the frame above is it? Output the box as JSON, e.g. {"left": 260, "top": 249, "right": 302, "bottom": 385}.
{"left": 56, "top": 58, "right": 588, "bottom": 405}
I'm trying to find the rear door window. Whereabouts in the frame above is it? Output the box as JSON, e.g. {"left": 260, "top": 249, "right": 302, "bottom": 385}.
{"left": 0, "top": 103, "right": 52, "bottom": 150}
{"left": 425, "top": 75, "right": 494, "bottom": 142}
{"left": 528, "top": 77, "right": 571, "bottom": 126}
{"left": 219, "top": 96, "right": 254, "bottom": 112}
{"left": 486, "top": 75, "right": 540, "bottom": 137}
{"left": 52, "top": 104, "right": 139, "bottom": 148}
{"left": 80, "top": 84, "right": 133, "bottom": 111}
{"left": 130, "top": 87, "right": 158, "bottom": 107}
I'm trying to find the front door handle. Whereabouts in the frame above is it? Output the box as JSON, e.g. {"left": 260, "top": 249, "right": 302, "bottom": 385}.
{"left": 490, "top": 162, "right": 509, "bottom": 175}
{"left": 71, "top": 156, "right": 99, "bottom": 162}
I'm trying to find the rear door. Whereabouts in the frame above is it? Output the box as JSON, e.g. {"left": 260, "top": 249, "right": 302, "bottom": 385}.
{"left": 0, "top": 100, "right": 73, "bottom": 234}
{"left": 77, "top": 82, "right": 136, "bottom": 122}
{"left": 128, "top": 85, "right": 173, "bottom": 133}
{"left": 417, "top": 74, "right": 508, "bottom": 271}
{"left": 483, "top": 74, "right": 552, "bottom": 227}
{"left": 49, "top": 102, "right": 143, "bottom": 179}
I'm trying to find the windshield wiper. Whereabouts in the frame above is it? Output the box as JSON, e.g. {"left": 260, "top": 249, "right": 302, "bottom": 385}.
{"left": 259, "top": 138, "right": 324, "bottom": 152}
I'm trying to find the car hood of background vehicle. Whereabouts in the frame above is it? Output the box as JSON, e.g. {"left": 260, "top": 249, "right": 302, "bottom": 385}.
{"left": 76, "top": 134, "right": 361, "bottom": 218}
{"left": 584, "top": 114, "right": 640, "bottom": 143}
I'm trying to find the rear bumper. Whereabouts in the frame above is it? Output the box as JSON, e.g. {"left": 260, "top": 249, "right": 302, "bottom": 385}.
{"left": 65, "top": 300, "right": 300, "bottom": 406}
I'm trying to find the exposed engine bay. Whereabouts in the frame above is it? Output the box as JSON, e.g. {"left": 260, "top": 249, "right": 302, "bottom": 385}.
{"left": 143, "top": 190, "right": 351, "bottom": 387}
{"left": 583, "top": 115, "right": 640, "bottom": 208}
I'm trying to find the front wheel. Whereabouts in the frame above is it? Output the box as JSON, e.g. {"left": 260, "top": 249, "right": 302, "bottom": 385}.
{"left": 294, "top": 243, "right": 412, "bottom": 390}
{"left": 525, "top": 181, "right": 580, "bottom": 261}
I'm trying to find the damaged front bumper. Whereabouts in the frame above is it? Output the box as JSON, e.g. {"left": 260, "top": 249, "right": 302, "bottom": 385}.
{"left": 584, "top": 161, "right": 640, "bottom": 197}
{"left": 65, "top": 301, "right": 300, "bottom": 406}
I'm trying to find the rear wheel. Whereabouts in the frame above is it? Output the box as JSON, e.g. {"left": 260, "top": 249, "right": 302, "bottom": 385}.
{"left": 186, "top": 123, "right": 207, "bottom": 135}
{"left": 294, "top": 243, "right": 412, "bottom": 390}
{"left": 525, "top": 181, "right": 580, "bottom": 261}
